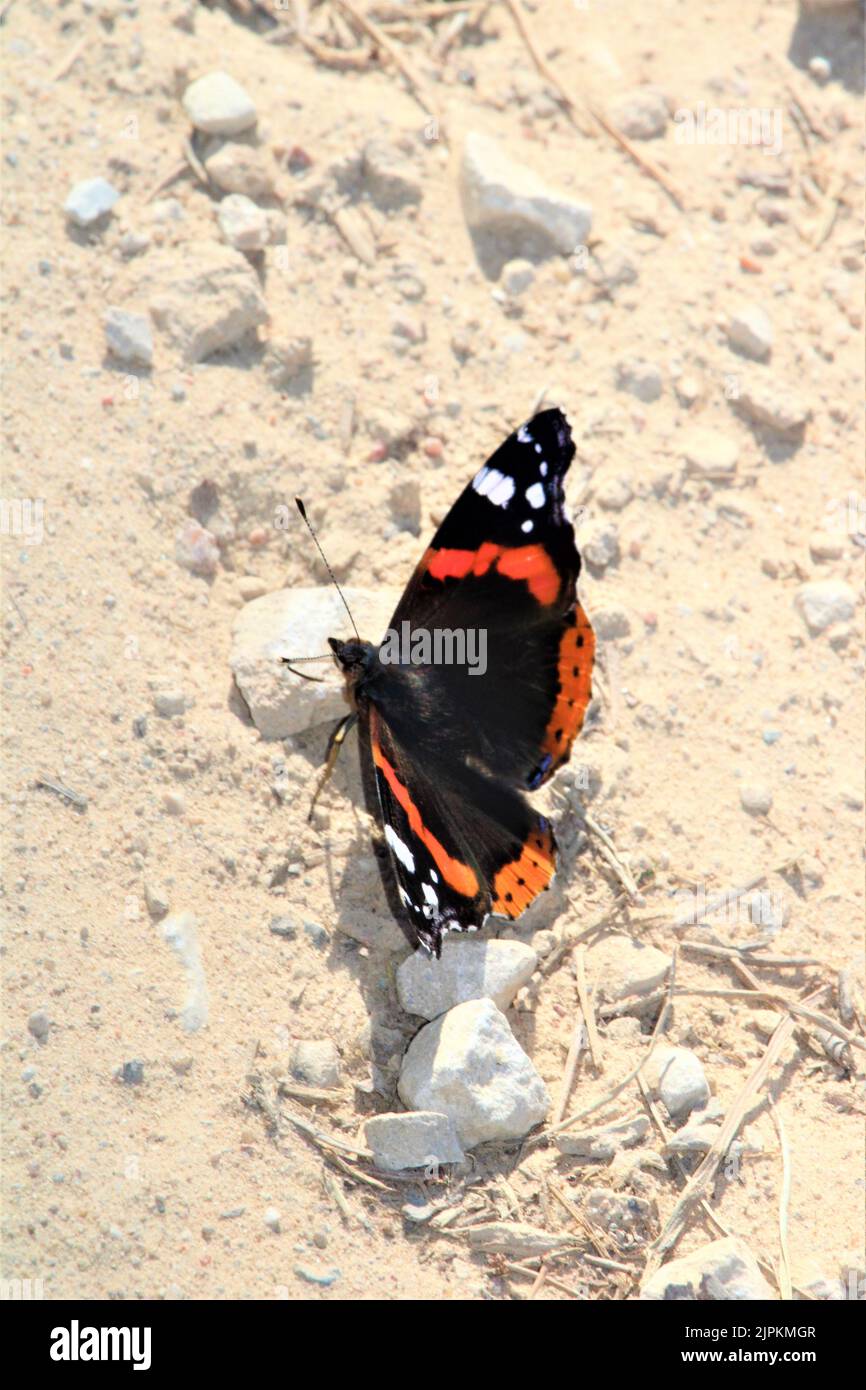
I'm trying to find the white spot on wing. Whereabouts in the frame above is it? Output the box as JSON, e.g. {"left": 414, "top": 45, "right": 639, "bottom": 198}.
{"left": 422, "top": 882, "right": 439, "bottom": 908}
{"left": 540, "top": 461, "right": 548, "bottom": 477}
{"left": 475, "top": 467, "right": 503, "bottom": 497}
{"left": 385, "top": 823, "right": 416, "bottom": 873}
{"left": 517, "top": 425, "right": 532, "bottom": 444}
{"left": 525, "top": 482, "right": 546, "bottom": 509}
{"left": 474, "top": 466, "right": 514, "bottom": 508}
{"left": 488, "top": 473, "right": 515, "bottom": 507}
{"left": 521, "top": 519, "right": 534, "bottom": 533}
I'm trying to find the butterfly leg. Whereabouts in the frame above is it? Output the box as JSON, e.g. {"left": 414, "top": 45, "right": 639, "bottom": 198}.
{"left": 307, "top": 712, "right": 358, "bottom": 822}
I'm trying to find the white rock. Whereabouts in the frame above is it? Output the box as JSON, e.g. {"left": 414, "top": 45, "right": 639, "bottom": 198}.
{"left": 216, "top": 194, "right": 270, "bottom": 253}
{"left": 680, "top": 427, "right": 739, "bottom": 477}
{"left": 727, "top": 303, "right": 773, "bottom": 360}
{"left": 229, "top": 586, "right": 400, "bottom": 738}
{"left": 734, "top": 374, "right": 810, "bottom": 435}
{"left": 103, "top": 307, "right": 153, "bottom": 366}
{"left": 291, "top": 1039, "right": 341, "bottom": 1088}
{"left": 460, "top": 131, "right": 592, "bottom": 257}
{"left": 205, "top": 142, "right": 275, "bottom": 197}
{"left": 63, "top": 177, "right": 119, "bottom": 227}
{"left": 609, "top": 86, "right": 669, "bottom": 139}
{"left": 641, "top": 1236, "right": 775, "bottom": 1300}
{"left": 263, "top": 1207, "right": 281, "bottom": 1232}
{"left": 645, "top": 1045, "right": 710, "bottom": 1120}
{"left": 795, "top": 579, "right": 856, "bottom": 635}
{"left": 587, "top": 934, "right": 672, "bottom": 1003}
{"left": 740, "top": 782, "right": 773, "bottom": 816}
{"left": 398, "top": 998, "right": 550, "bottom": 1148}
{"left": 182, "top": 72, "right": 257, "bottom": 136}
{"left": 144, "top": 243, "right": 267, "bottom": 362}
{"left": 364, "top": 1111, "right": 465, "bottom": 1171}
{"left": 397, "top": 938, "right": 537, "bottom": 1020}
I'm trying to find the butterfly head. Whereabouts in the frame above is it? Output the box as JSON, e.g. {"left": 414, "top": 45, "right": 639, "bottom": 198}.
{"left": 328, "top": 637, "right": 378, "bottom": 701}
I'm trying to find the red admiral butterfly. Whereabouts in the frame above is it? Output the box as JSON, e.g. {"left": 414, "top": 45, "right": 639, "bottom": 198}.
{"left": 296, "top": 408, "right": 594, "bottom": 957}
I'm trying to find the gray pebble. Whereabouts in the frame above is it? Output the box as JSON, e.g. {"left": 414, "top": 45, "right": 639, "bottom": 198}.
{"left": 616, "top": 357, "right": 663, "bottom": 402}
{"left": 152, "top": 689, "right": 187, "bottom": 718}
{"left": 291, "top": 1039, "right": 341, "bottom": 1089}
{"left": 27, "top": 1009, "right": 51, "bottom": 1041}
{"left": 104, "top": 307, "right": 153, "bottom": 367}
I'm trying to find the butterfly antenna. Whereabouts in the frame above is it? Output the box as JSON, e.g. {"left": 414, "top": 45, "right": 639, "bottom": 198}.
{"left": 295, "top": 497, "right": 360, "bottom": 640}
{"left": 282, "top": 655, "right": 331, "bottom": 683}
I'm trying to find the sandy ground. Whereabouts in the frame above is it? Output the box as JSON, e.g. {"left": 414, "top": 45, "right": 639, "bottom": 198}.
{"left": 2, "top": 0, "right": 864, "bottom": 1301}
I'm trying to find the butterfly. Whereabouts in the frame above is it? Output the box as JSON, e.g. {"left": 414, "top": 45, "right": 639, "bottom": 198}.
{"left": 300, "top": 408, "right": 594, "bottom": 957}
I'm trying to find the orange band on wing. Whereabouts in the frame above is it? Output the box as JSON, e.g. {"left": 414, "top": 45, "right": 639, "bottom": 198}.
{"left": 538, "top": 603, "right": 595, "bottom": 780}
{"left": 424, "top": 543, "right": 562, "bottom": 606}
{"left": 371, "top": 734, "right": 480, "bottom": 900}
{"left": 495, "top": 544, "right": 561, "bottom": 605}
{"left": 492, "top": 823, "right": 556, "bottom": 917}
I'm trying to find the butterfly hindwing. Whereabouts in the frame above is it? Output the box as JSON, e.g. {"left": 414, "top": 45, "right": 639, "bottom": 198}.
{"left": 368, "top": 707, "right": 556, "bottom": 956}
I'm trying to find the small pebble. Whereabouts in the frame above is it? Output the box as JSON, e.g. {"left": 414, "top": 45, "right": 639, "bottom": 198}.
{"left": 740, "top": 783, "right": 773, "bottom": 816}
{"left": 27, "top": 1009, "right": 51, "bottom": 1041}
{"left": 103, "top": 307, "right": 153, "bottom": 367}
{"left": 808, "top": 56, "right": 831, "bottom": 84}
{"left": 175, "top": 520, "right": 220, "bottom": 578}
{"left": 152, "top": 689, "right": 187, "bottom": 718}
{"left": 726, "top": 303, "right": 773, "bottom": 361}
{"left": 291, "top": 1039, "right": 341, "bottom": 1088}
{"left": 182, "top": 72, "right": 257, "bottom": 136}
{"left": 501, "top": 258, "right": 535, "bottom": 296}
{"left": 616, "top": 357, "right": 662, "bottom": 402}
{"left": 64, "top": 177, "right": 119, "bottom": 227}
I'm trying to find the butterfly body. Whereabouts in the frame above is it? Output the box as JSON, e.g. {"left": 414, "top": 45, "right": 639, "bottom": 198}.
{"left": 325, "top": 407, "right": 595, "bottom": 957}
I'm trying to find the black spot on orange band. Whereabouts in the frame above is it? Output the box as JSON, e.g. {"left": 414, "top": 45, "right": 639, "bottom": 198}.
{"left": 492, "top": 822, "right": 556, "bottom": 917}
